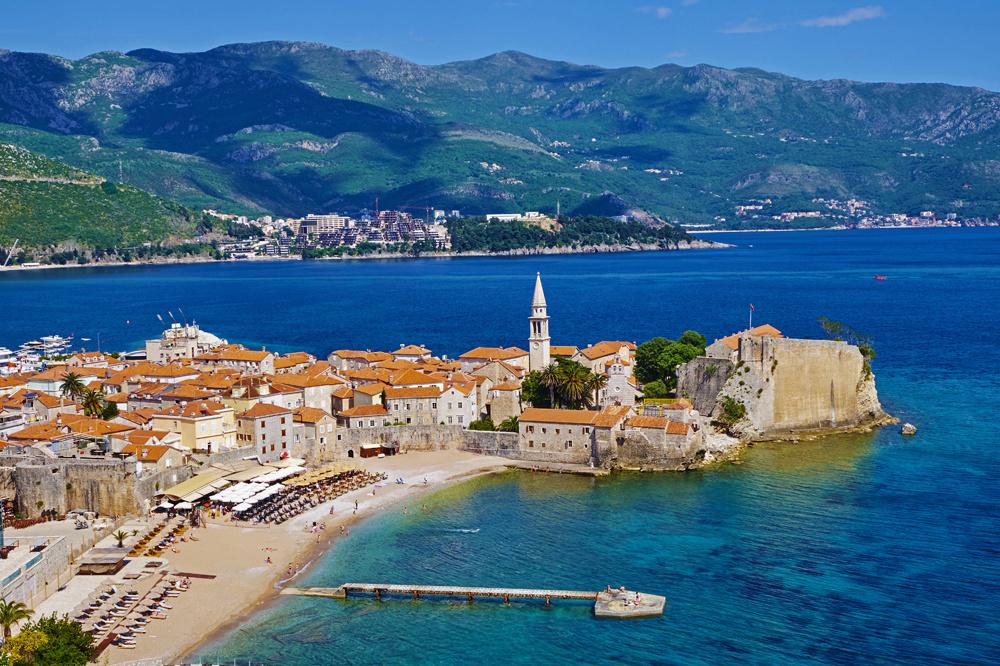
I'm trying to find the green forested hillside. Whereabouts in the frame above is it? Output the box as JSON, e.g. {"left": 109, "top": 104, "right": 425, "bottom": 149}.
{"left": 0, "top": 144, "right": 195, "bottom": 249}
{"left": 1, "top": 43, "right": 1000, "bottom": 225}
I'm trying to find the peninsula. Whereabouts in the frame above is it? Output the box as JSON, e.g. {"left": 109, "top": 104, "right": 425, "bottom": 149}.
{"left": 0, "top": 273, "right": 889, "bottom": 663}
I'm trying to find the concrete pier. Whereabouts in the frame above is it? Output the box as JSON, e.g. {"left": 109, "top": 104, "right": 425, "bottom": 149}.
{"left": 282, "top": 583, "right": 664, "bottom": 618}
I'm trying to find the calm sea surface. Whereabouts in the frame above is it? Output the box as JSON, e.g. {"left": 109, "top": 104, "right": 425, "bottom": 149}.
{"left": 3, "top": 228, "right": 999, "bottom": 664}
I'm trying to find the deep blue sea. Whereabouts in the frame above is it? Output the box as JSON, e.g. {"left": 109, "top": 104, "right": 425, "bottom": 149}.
{"left": 3, "top": 228, "right": 999, "bottom": 664}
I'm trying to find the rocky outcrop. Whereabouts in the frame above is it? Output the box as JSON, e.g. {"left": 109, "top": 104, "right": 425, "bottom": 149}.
{"left": 700, "top": 335, "right": 891, "bottom": 441}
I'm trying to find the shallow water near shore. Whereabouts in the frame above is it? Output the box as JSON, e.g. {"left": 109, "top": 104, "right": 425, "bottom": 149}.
{"left": 3, "top": 228, "right": 999, "bottom": 663}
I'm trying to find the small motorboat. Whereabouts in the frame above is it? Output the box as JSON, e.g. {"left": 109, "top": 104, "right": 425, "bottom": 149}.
{"left": 874, "top": 275, "right": 888, "bottom": 281}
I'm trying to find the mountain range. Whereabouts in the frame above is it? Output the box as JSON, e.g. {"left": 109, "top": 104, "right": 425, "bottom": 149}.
{"left": 2, "top": 40, "right": 1000, "bottom": 227}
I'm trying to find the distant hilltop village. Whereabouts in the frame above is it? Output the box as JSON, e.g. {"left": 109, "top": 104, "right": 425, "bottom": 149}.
{"left": 0, "top": 274, "right": 888, "bottom": 519}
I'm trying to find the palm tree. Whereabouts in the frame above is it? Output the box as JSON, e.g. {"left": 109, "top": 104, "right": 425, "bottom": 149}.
{"left": 0, "top": 599, "right": 33, "bottom": 639}
{"left": 81, "top": 389, "right": 105, "bottom": 417}
{"left": 111, "top": 529, "right": 129, "bottom": 548}
{"left": 59, "top": 372, "right": 85, "bottom": 400}
{"left": 538, "top": 365, "right": 561, "bottom": 407}
{"left": 584, "top": 373, "right": 608, "bottom": 408}
{"left": 558, "top": 364, "right": 593, "bottom": 409}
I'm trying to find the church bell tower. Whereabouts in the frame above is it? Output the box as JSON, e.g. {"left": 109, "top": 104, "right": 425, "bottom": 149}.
{"left": 529, "top": 272, "right": 551, "bottom": 371}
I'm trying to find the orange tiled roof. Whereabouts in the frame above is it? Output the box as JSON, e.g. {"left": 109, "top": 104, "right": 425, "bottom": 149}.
{"left": 459, "top": 346, "right": 528, "bottom": 361}
{"left": 666, "top": 421, "right": 690, "bottom": 435}
{"left": 384, "top": 386, "right": 442, "bottom": 399}
{"left": 388, "top": 369, "right": 444, "bottom": 387}
{"left": 492, "top": 382, "right": 521, "bottom": 391}
{"left": 127, "top": 429, "right": 171, "bottom": 446}
{"left": 717, "top": 324, "right": 783, "bottom": 351}
{"left": 274, "top": 352, "right": 314, "bottom": 369}
{"left": 239, "top": 402, "right": 291, "bottom": 419}
{"left": 354, "top": 382, "right": 387, "bottom": 396}
{"left": 156, "top": 400, "right": 230, "bottom": 418}
{"left": 550, "top": 345, "right": 579, "bottom": 357}
{"left": 292, "top": 406, "right": 331, "bottom": 424}
{"left": 519, "top": 407, "right": 600, "bottom": 426}
{"left": 121, "top": 443, "right": 174, "bottom": 462}
{"left": 331, "top": 386, "right": 353, "bottom": 399}
{"left": 626, "top": 415, "right": 668, "bottom": 429}
{"left": 578, "top": 341, "right": 636, "bottom": 360}
{"left": 592, "top": 405, "right": 631, "bottom": 427}
{"left": 392, "top": 344, "right": 431, "bottom": 356}
{"left": 340, "top": 404, "right": 388, "bottom": 417}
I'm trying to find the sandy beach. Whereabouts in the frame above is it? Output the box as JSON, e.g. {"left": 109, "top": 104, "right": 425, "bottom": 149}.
{"left": 97, "top": 451, "right": 510, "bottom": 665}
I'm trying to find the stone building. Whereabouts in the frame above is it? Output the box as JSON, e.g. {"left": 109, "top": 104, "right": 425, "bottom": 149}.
{"left": 517, "top": 405, "right": 631, "bottom": 465}
{"left": 291, "top": 406, "right": 337, "bottom": 462}
{"left": 237, "top": 402, "right": 293, "bottom": 463}
{"left": 151, "top": 400, "right": 236, "bottom": 453}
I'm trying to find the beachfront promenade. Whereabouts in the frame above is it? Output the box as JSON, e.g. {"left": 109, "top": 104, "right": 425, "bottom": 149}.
{"left": 283, "top": 583, "right": 666, "bottom": 617}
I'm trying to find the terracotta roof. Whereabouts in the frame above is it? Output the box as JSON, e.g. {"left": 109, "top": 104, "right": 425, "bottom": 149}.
{"left": 374, "top": 359, "right": 420, "bottom": 371}
{"left": 156, "top": 400, "right": 230, "bottom": 419}
{"left": 267, "top": 372, "right": 342, "bottom": 388}
{"left": 9, "top": 422, "right": 70, "bottom": 442}
{"left": 127, "top": 429, "right": 171, "bottom": 446}
{"left": 666, "top": 420, "right": 690, "bottom": 435}
{"left": 592, "top": 405, "right": 631, "bottom": 428}
{"left": 519, "top": 408, "right": 601, "bottom": 426}
{"left": 717, "top": 324, "right": 783, "bottom": 351}
{"left": 578, "top": 341, "right": 635, "bottom": 360}
{"left": 119, "top": 409, "right": 156, "bottom": 426}
{"left": 274, "top": 352, "right": 314, "bottom": 369}
{"left": 388, "top": 369, "right": 443, "bottom": 387}
{"left": 64, "top": 417, "right": 134, "bottom": 437}
{"left": 445, "top": 381, "right": 476, "bottom": 396}
{"left": 104, "top": 391, "right": 129, "bottom": 404}
{"left": 492, "top": 382, "right": 521, "bottom": 391}
{"left": 354, "top": 382, "right": 387, "bottom": 396}
{"left": 138, "top": 364, "right": 200, "bottom": 378}
{"left": 331, "top": 386, "right": 353, "bottom": 399}
{"left": 121, "top": 443, "right": 174, "bottom": 462}
{"left": 459, "top": 347, "right": 528, "bottom": 361}
{"left": 161, "top": 385, "right": 216, "bottom": 400}
{"left": 550, "top": 345, "right": 579, "bottom": 357}
{"left": 392, "top": 344, "right": 431, "bottom": 356}
{"left": 384, "top": 386, "right": 442, "bottom": 399}
{"left": 345, "top": 368, "right": 393, "bottom": 384}
{"left": 303, "top": 361, "right": 333, "bottom": 376}
{"left": 239, "top": 402, "right": 291, "bottom": 419}
{"left": 340, "top": 404, "right": 388, "bottom": 417}
{"left": 292, "top": 406, "right": 331, "bottom": 424}
{"left": 626, "top": 415, "right": 668, "bottom": 429}
{"left": 201, "top": 349, "right": 272, "bottom": 363}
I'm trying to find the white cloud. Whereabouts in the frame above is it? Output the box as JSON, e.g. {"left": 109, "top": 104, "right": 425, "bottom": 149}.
{"left": 801, "top": 5, "right": 884, "bottom": 28}
{"left": 720, "top": 17, "right": 777, "bottom": 34}
{"left": 665, "top": 49, "right": 688, "bottom": 59}
{"left": 637, "top": 5, "right": 673, "bottom": 19}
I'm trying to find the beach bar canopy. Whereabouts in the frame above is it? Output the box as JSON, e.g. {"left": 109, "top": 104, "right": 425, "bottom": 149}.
{"left": 161, "top": 468, "right": 233, "bottom": 502}
{"left": 252, "top": 466, "right": 306, "bottom": 483}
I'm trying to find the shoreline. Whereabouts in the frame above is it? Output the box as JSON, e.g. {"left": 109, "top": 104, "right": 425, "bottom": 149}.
{"left": 0, "top": 240, "right": 726, "bottom": 275}
{"left": 116, "top": 451, "right": 511, "bottom": 666}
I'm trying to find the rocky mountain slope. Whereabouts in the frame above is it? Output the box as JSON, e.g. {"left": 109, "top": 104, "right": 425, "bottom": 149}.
{"left": 1, "top": 41, "right": 999, "bottom": 222}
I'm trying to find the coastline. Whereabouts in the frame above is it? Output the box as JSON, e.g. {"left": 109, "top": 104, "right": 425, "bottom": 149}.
{"left": 111, "top": 451, "right": 511, "bottom": 666}
{"left": 0, "top": 239, "right": 726, "bottom": 275}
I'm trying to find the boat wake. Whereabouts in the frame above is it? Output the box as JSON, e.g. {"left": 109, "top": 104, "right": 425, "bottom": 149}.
{"left": 442, "top": 528, "right": 480, "bottom": 534}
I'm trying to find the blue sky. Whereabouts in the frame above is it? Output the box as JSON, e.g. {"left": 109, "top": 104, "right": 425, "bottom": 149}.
{"left": 2, "top": 0, "right": 998, "bottom": 90}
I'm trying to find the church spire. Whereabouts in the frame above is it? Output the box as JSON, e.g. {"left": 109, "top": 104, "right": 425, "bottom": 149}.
{"left": 532, "top": 272, "right": 547, "bottom": 308}
{"left": 529, "top": 272, "right": 551, "bottom": 372}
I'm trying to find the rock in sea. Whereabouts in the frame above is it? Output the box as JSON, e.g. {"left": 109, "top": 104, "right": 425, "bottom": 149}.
{"left": 901, "top": 423, "right": 918, "bottom": 436}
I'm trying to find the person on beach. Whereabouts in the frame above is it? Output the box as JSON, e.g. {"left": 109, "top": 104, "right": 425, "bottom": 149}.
{"left": 265, "top": 556, "right": 272, "bottom": 565}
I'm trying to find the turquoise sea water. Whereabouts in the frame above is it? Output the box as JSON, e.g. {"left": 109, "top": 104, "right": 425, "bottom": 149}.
{"left": 3, "top": 228, "right": 999, "bottom": 663}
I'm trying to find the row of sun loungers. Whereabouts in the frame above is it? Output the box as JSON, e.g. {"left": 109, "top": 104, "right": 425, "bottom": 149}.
{"left": 234, "top": 470, "right": 388, "bottom": 524}
{"left": 73, "top": 576, "right": 192, "bottom": 649}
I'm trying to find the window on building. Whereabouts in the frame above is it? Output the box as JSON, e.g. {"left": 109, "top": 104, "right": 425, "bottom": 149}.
{"left": 432, "top": 402, "right": 437, "bottom": 409}
{"left": 555, "top": 428, "right": 560, "bottom": 435}
{"left": 369, "top": 420, "right": 375, "bottom": 427}
{"left": 458, "top": 416, "right": 463, "bottom": 424}
{"left": 584, "top": 427, "right": 591, "bottom": 434}
{"left": 281, "top": 429, "right": 286, "bottom": 436}
{"left": 406, "top": 417, "right": 412, "bottom": 424}
{"left": 542, "top": 427, "right": 547, "bottom": 434}
{"left": 448, "top": 416, "right": 453, "bottom": 424}
{"left": 261, "top": 446, "right": 266, "bottom": 454}
{"left": 528, "top": 440, "right": 534, "bottom": 448}
{"left": 458, "top": 402, "right": 463, "bottom": 408}
{"left": 270, "top": 444, "right": 275, "bottom": 452}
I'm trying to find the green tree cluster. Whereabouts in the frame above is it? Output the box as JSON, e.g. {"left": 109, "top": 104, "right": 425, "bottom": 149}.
{"left": 521, "top": 358, "right": 607, "bottom": 409}
{"left": 0, "top": 612, "right": 92, "bottom": 666}
{"left": 446, "top": 215, "right": 689, "bottom": 253}
{"left": 634, "top": 330, "right": 707, "bottom": 391}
